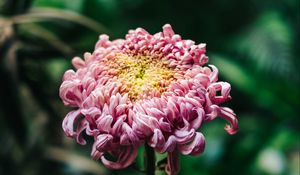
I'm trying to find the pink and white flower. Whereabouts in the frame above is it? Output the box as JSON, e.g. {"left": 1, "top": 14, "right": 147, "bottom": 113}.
{"left": 60, "top": 24, "right": 238, "bottom": 173}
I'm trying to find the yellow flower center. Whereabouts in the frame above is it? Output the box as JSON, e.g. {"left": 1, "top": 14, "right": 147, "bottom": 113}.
{"left": 107, "top": 53, "right": 175, "bottom": 101}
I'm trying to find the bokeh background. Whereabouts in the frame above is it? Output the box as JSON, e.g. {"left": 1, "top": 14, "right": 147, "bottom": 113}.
{"left": 0, "top": 0, "right": 299, "bottom": 175}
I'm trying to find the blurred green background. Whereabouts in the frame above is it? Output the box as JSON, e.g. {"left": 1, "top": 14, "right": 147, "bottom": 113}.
{"left": 0, "top": 0, "right": 299, "bottom": 175}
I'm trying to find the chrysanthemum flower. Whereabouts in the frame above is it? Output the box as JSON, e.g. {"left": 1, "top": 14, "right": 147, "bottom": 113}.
{"left": 60, "top": 24, "right": 238, "bottom": 174}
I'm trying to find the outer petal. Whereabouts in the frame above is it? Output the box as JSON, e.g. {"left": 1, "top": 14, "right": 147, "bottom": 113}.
{"left": 94, "top": 134, "right": 113, "bottom": 151}
{"left": 72, "top": 56, "right": 85, "bottom": 69}
{"left": 101, "top": 146, "right": 138, "bottom": 169}
{"left": 160, "top": 136, "right": 177, "bottom": 153}
{"left": 62, "top": 110, "right": 81, "bottom": 137}
{"left": 148, "top": 129, "right": 165, "bottom": 148}
{"left": 179, "top": 132, "right": 205, "bottom": 155}
{"left": 76, "top": 119, "right": 88, "bottom": 145}
{"left": 163, "top": 24, "right": 175, "bottom": 38}
{"left": 219, "top": 107, "right": 238, "bottom": 135}
{"left": 59, "top": 79, "right": 83, "bottom": 107}
{"left": 91, "top": 141, "right": 103, "bottom": 160}
{"left": 174, "top": 129, "right": 195, "bottom": 144}
{"left": 189, "top": 107, "right": 204, "bottom": 129}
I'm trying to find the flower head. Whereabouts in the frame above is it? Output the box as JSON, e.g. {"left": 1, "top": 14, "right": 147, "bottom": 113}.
{"left": 60, "top": 24, "right": 238, "bottom": 171}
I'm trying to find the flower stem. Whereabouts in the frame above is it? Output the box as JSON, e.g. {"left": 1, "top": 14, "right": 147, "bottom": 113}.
{"left": 166, "top": 150, "right": 180, "bottom": 175}
{"left": 145, "top": 144, "right": 155, "bottom": 175}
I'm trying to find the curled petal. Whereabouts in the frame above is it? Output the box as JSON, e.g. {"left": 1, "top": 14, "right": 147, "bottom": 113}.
{"left": 208, "top": 64, "right": 219, "bottom": 83}
{"left": 174, "top": 129, "right": 195, "bottom": 144}
{"left": 62, "top": 110, "right": 81, "bottom": 137}
{"left": 194, "top": 73, "right": 210, "bottom": 88}
{"left": 85, "top": 123, "right": 99, "bottom": 136}
{"left": 76, "top": 119, "right": 88, "bottom": 145}
{"left": 72, "top": 56, "right": 85, "bottom": 69}
{"left": 111, "top": 115, "right": 126, "bottom": 135}
{"left": 91, "top": 142, "right": 103, "bottom": 160}
{"left": 120, "top": 93, "right": 129, "bottom": 104}
{"left": 179, "top": 132, "right": 205, "bottom": 155}
{"left": 81, "top": 107, "right": 101, "bottom": 124}
{"left": 158, "top": 118, "right": 172, "bottom": 132}
{"left": 160, "top": 136, "right": 177, "bottom": 152}
{"left": 149, "top": 129, "right": 165, "bottom": 148}
{"left": 96, "top": 115, "right": 113, "bottom": 133}
{"left": 166, "top": 99, "right": 179, "bottom": 121}
{"left": 205, "top": 104, "right": 219, "bottom": 121}
{"left": 120, "top": 123, "right": 139, "bottom": 145}
{"left": 84, "top": 52, "right": 93, "bottom": 62}
{"left": 133, "top": 113, "right": 154, "bottom": 136}
{"left": 190, "top": 108, "right": 204, "bottom": 129}
{"left": 163, "top": 24, "right": 175, "bottom": 38}
{"left": 147, "top": 107, "right": 166, "bottom": 118}
{"left": 179, "top": 102, "right": 189, "bottom": 118}
{"left": 95, "top": 134, "right": 113, "bottom": 151}
{"left": 96, "top": 34, "right": 110, "bottom": 48}
{"left": 208, "top": 82, "right": 231, "bottom": 104}
{"left": 198, "top": 49, "right": 208, "bottom": 65}
{"left": 101, "top": 146, "right": 138, "bottom": 169}
{"left": 60, "top": 80, "right": 82, "bottom": 106}
{"left": 184, "top": 96, "right": 202, "bottom": 108}
{"left": 219, "top": 107, "right": 238, "bottom": 135}
{"left": 220, "top": 83, "right": 231, "bottom": 100}
{"left": 62, "top": 69, "right": 76, "bottom": 81}
{"left": 115, "top": 104, "right": 128, "bottom": 116}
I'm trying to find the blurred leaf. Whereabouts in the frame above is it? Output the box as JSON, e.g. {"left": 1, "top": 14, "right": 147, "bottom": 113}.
{"left": 268, "top": 128, "right": 299, "bottom": 151}
{"left": 18, "top": 23, "right": 73, "bottom": 54}
{"left": 210, "top": 54, "right": 296, "bottom": 119}
{"left": 229, "top": 11, "right": 297, "bottom": 82}
{"left": 12, "top": 7, "right": 109, "bottom": 33}
{"left": 46, "top": 147, "right": 107, "bottom": 175}
{"left": 32, "top": 0, "right": 85, "bottom": 13}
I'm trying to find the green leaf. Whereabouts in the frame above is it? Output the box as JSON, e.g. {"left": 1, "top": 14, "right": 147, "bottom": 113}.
{"left": 12, "top": 7, "right": 109, "bottom": 33}
{"left": 32, "top": 0, "right": 85, "bottom": 13}
{"left": 18, "top": 23, "right": 73, "bottom": 54}
{"left": 210, "top": 54, "right": 296, "bottom": 119}
{"left": 229, "top": 11, "right": 297, "bottom": 82}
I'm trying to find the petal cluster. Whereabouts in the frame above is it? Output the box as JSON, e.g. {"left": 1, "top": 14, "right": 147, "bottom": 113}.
{"left": 60, "top": 24, "right": 238, "bottom": 169}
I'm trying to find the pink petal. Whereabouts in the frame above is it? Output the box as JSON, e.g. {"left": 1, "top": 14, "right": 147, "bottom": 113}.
{"left": 76, "top": 119, "right": 88, "bottom": 145}
{"left": 165, "top": 150, "right": 180, "bottom": 175}
{"left": 179, "top": 132, "right": 205, "bottom": 155}
{"left": 163, "top": 24, "right": 175, "bottom": 38}
{"left": 174, "top": 129, "right": 196, "bottom": 144}
{"left": 62, "top": 110, "right": 81, "bottom": 137}
{"left": 219, "top": 107, "right": 238, "bottom": 135}
{"left": 91, "top": 142, "right": 103, "bottom": 160}
{"left": 95, "top": 134, "right": 113, "bottom": 151}
{"left": 148, "top": 129, "right": 165, "bottom": 148}
{"left": 161, "top": 135, "right": 177, "bottom": 152}
{"left": 96, "top": 115, "right": 113, "bottom": 133}
{"left": 101, "top": 146, "right": 138, "bottom": 169}
{"left": 72, "top": 56, "right": 85, "bottom": 69}
{"left": 189, "top": 108, "right": 204, "bottom": 129}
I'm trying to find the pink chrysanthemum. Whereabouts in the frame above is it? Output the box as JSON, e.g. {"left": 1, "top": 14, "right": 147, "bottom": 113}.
{"left": 60, "top": 24, "right": 238, "bottom": 173}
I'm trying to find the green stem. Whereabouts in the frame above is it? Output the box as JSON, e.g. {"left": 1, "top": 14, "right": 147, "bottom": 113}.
{"left": 145, "top": 144, "right": 155, "bottom": 175}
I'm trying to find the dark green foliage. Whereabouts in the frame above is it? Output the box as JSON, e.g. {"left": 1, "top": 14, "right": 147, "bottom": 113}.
{"left": 0, "top": 0, "right": 298, "bottom": 175}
